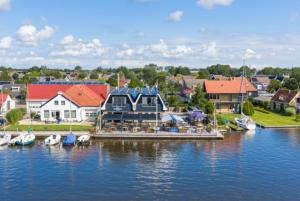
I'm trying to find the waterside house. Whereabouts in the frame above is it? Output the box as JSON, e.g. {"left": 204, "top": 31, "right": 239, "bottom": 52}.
{"left": 0, "top": 93, "right": 16, "bottom": 115}
{"left": 100, "top": 87, "right": 168, "bottom": 132}
{"left": 204, "top": 78, "right": 257, "bottom": 113}
{"left": 270, "top": 89, "right": 300, "bottom": 112}
{"left": 26, "top": 82, "right": 109, "bottom": 122}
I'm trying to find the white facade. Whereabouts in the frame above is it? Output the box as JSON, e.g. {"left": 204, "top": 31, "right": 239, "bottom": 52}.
{"left": 0, "top": 95, "right": 16, "bottom": 114}
{"left": 39, "top": 94, "right": 98, "bottom": 122}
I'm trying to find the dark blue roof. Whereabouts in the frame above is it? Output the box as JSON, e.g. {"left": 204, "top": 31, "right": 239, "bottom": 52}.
{"left": 110, "top": 87, "right": 159, "bottom": 100}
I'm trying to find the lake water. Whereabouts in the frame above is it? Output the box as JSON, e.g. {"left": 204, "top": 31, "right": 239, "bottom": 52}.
{"left": 1, "top": 129, "right": 300, "bottom": 201}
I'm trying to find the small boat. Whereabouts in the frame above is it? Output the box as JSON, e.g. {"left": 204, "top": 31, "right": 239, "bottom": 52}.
{"left": 9, "top": 132, "right": 27, "bottom": 146}
{"left": 235, "top": 115, "right": 256, "bottom": 130}
{"left": 45, "top": 134, "right": 61, "bottom": 146}
{"left": 63, "top": 133, "right": 77, "bottom": 146}
{"left": 0, "top": 133, "right": 11, "bottom": 146}
{"left": 16, "top": 133, "right": 36, "bottom": 146}
{"left": 77, "top": 134, "right": 90, "bottom": 145}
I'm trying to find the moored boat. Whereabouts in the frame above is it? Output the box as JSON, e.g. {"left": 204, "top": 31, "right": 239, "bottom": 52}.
{"left": 77, "top": 134, "right": 90, "bottom": 145}
{"left": 16, "top": 133, "right": 36, "bottom": 146}
{"left": 9, "top": 132, "right": 26, "bottom": 146}
{"left": 0, "top": 133, "right": 11, "bottom": 146}
{"left": 235, "top": 115, "right": 256, "bottom": 130}
{"left": 45, "top": 134, "right": 61, "bottom": 146}
{"left": 63, "top": 133, "right": 77, "bottom": 146}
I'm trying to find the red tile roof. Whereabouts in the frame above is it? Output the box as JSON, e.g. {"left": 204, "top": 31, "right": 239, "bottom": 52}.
{"left": 0, "top": 94, "right": 8, "bottom": 106}
{"left": 204, "top": 78, "right": 257, "bottom": 94}
{"left": 271, "top": 89, "right": 299, "bottom": 103}
{"left": 64, "top": 85, "right": 104, "bottom": 107}
{"left": 27, "top": 84, "right": 109, "bottom": 106}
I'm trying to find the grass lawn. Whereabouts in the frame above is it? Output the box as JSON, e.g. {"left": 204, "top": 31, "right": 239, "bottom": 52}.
{"left": 5, "top": 124, "right": 94, "bottom": 132}
{"left": 252, "top": 108, "right": 300, "bottom": 127}
{"left": 218, "top": 107, "right": 300, "bottom": 127}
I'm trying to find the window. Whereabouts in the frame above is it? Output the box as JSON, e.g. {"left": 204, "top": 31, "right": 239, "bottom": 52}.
{"left": 64, "top": 110, "right": 70, "bottom": 118}
{"left": 71, "top": 110, "right": 76, "bottom": 118}
{"left": 112, "top": 97, "right": 127, "bottom": 106}
{"left": 61, "top": 101, "right": 65, "bottom": 105}
{"left": 142, "top": 97, "right": 156, "bottom": 106}
{"left": 44, "top": 110, "right": 49, "bottom": 118}
{"left": 54, "top": 101, "right": 59, "bottom": 105}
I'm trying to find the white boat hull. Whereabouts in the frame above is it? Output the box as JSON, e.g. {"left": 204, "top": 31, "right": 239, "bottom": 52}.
{"left": 16, "top": 133, "right": 36, "bottom": 145}
{"left": 77, "top": 135, "right": 90, "bottom": 144}
{"left": 0, "top": 133, "right": 11, "bottom": 146}
{"left": 45, "top": 134, "right": 61, "bottom": 146}
{"left": 235, "top": 117, "right": 256, "bottom": 130}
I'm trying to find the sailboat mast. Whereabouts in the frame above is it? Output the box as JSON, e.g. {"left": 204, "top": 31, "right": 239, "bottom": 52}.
{"left": 239, "top": 60, "right": 245, "bottom": 114}
{"left": 155, "top": 81, "right": 158, "bottom": 130}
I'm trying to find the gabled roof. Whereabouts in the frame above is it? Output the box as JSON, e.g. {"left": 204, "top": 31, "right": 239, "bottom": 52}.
{"left": 27, "top": 83, "right": 109, "bottom": 101}
{"left": 0, "top": 93, "right": 9, "bottom": 106}
{"left": 271, "top": 89, "right": 299, "bottom": 103}
{"left": 110, "top": 87, "right": 159, "bottom": 101}
{"left": 204, "top": 78, "right": 257, "bottom": 94}
{"left": 64, "top": 85, "right": 104, "bottom": 107}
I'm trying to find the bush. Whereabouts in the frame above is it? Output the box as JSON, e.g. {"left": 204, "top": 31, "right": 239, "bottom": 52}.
{"left": 6, "top": 108, "right": 26, "bottom": 125}
{"left": 284, "top": 107, "right": 295, "bottom": 116}
{"left": 205, "top": 101, "right": 215, "bottom": 115}
{"left": 217, "top": 116, "right": 227, "bottom": 125}
{"left": 296, "top": 114, "right": 300, "bottom": 122}
{"left": 243, "top": 101, "right": 255, "bottom": 116}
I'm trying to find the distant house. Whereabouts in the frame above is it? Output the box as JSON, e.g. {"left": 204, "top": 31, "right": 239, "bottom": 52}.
{"left": 251, "top": 76, "right": 271, "bottom": 91}
{"left": 270, "top": 89, "right": 300, "bottom": 111}
{"left": 38, "top": 76, "right": 56, "bottom": 82}
{"left": 180, "top": 75, "right": 206, "bottom": 101}
{"left": 0, "top": 84, "right": 25, "bottom": 100}
{"left": 204, "top": 78, "right": 257, "bottom": 113}
{"left": 0, "top": 94, "right": 16, "bottom": 115}
{"left": 210, "top": 74, "right": 230, "bottom": 80}
{"left": 26, "top": 82, "right": 109, "bottom": 122}
{"left": 101, "top": 87, "right": 168, "bottom": 125}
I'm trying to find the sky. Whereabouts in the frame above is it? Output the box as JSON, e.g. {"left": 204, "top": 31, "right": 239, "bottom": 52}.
{"left": 1, "top": 0, "right": 300, "bottom": 69}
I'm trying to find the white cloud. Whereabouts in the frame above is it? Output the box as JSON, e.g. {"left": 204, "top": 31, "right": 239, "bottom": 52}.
{"left": 168, "top": 10, "right": 184, "bottom": 22}
{"left": 151, "top": 39, "right": 168, "bottom": 53}
{"left": 244, "top": 48, "right": 261, "bottom": 59}
{"left": 0, "top": 0, "right": 11, "bottom": 11}
{"left": 203, "top": 41, "right": 218, "bottom": 57}
{"left": 17, "top": 25, "right": 55, "bottom": 45}
{"left": 197, "top": 0, "right": 234, "bottom": 9}
{"left": 0, "top": 36, "right": 12, "bottom": 49}
{"left": 51, "top": 36, "right": 105, "bottom": 57}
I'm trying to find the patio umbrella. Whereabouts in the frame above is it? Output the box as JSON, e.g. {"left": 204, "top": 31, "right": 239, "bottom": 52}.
{"left": 191, "top": 111, "right": 207, "bottom": 121}
{"left": 161, "top": 114, "right": 185, "bottom": 124}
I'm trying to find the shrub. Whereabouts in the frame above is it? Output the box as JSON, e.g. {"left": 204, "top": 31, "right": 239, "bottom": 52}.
{"left": 243, "top": 101, "right": 255, "bottom": 116}
{"left": 205, "top": 101, "right": 215, "bottom": 115}
{"left": 296, "top": 114, "right": 300, "bottom": 122}
{"left": 284, "top": 107, "right": 295, "bottom": 116}
{"left": 217, "top": 116, "right": 226, "bottom": 125}
{"left": 6, "top": 108, "right": 26, "bottom": 125}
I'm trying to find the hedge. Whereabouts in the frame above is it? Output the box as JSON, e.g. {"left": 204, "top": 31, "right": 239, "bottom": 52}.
{"left": 6, "top": 108, "right": 26, "bottom": 125}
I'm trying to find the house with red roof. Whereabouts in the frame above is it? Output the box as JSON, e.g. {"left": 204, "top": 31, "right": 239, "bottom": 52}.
{"left": 270, "top": 89, "right": 300, "bottom": 112}
{"left": 0, "top": 93, "right": 16, "bottom": 115}
{"left": 26, "top": 82, "right": 109, "bottom": 122}
{"left": 204, "top": 78, "right": 257, "bottom": 113}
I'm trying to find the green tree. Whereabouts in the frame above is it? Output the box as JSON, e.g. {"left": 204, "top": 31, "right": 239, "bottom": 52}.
{"left": 190, "top": 85, "right": 207, "bottom": 110}
{"left": 267, "top": 80, "right": 282, "bottom": 93}
{"left": 283, "top": 78, "right": 299, "bottom": 90}
{"left": 78, "top": 71, "right": 87, "bottom": 80}
{"left": 197, "top": 70, "right": 209, "bottom": 79}
{"left": 142, "top": 65, "right": 157, "bottom": 86}
{"left": 107, "top": 75, "right": 118, "bottom": 87}
{"left": 6, "top": 108, "right": 26, "bottom": 125}
{"left": 167, "top": 95, "right": 180, "bottom": 107}
{"left": 0, "top": 70, "right": 11, "bottom": 81}
{"left": 89, "top": 72, "right": 99, "bottom": 79}
{"left": 128, "top": 77, "right": 143, "bottom": 88}
{"left": 205, "top": 101, "right": 215, "bottom": 114}
{"left": 74, "top": 66, "right": 82, "bottom": 71}
{"left": 12, "top": 73, "right": 19, "bottom": 81}
{"left": 207, "top": 64, "right": 233, "bottom": 77}
{"left": 243, "top": 101, "right": 255, "bottom": 116}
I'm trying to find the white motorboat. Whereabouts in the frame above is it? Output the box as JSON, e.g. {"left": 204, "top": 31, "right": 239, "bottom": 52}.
{"left": 45, "top": 134, "right": 61, "bottom": 146}
{"left": 9, "top": 132, "right": 27, "bottom": 146}
{"left": 77, "top": 134, "right": 90, "bottom": 145}
{"left": 16, "top": 133, "right": 36, "bottom": 146}
{"left": 0, "top": 133, "right": 11, "bottom": 146}
{"left": 235, "top": 115, "right": 256, "bottom": 130}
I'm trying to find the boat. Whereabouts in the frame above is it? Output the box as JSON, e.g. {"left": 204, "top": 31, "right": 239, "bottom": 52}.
{"left": 0, "top": 133, "right": 11, "bottom": 146}
{"left": 234, "top": 61, "right": 256, "bottom": 130}
{"left": 63, "top": 133, "right": 77, "bottom": 146}
{"left": 45, "top": 134, "right": 61, "bottom": 146}
{"left": 235, "top": 115, "right": 256, "bottom": 130}
{"left": 15, "top": 133, "right": 36, "bottom": 146}
{"left": 77, "top": 134, "right": 90, "bottom": 145}
{"left": 9, "top": 132, "right": 27, "bottom": 146}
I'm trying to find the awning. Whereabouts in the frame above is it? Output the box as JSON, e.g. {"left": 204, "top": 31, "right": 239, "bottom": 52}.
{"left": 103, "top": 113, "right": 161, "bottom": 122}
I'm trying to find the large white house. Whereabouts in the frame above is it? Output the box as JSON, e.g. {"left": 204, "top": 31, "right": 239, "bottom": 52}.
{"left": 0, "top": 93, "right": 16, "bottom": 115}
{"left": 26, "top": 82, "right": 109, "bottom": 122}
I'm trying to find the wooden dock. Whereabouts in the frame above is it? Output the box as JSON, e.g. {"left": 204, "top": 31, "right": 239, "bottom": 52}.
{"left": 6, "top": 131, "right": 224, "bottom": 140}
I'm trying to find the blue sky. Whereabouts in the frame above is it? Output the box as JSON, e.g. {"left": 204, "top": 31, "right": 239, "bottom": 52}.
{"left": 0, "top": 0, "right": 300, "bottom": 69}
